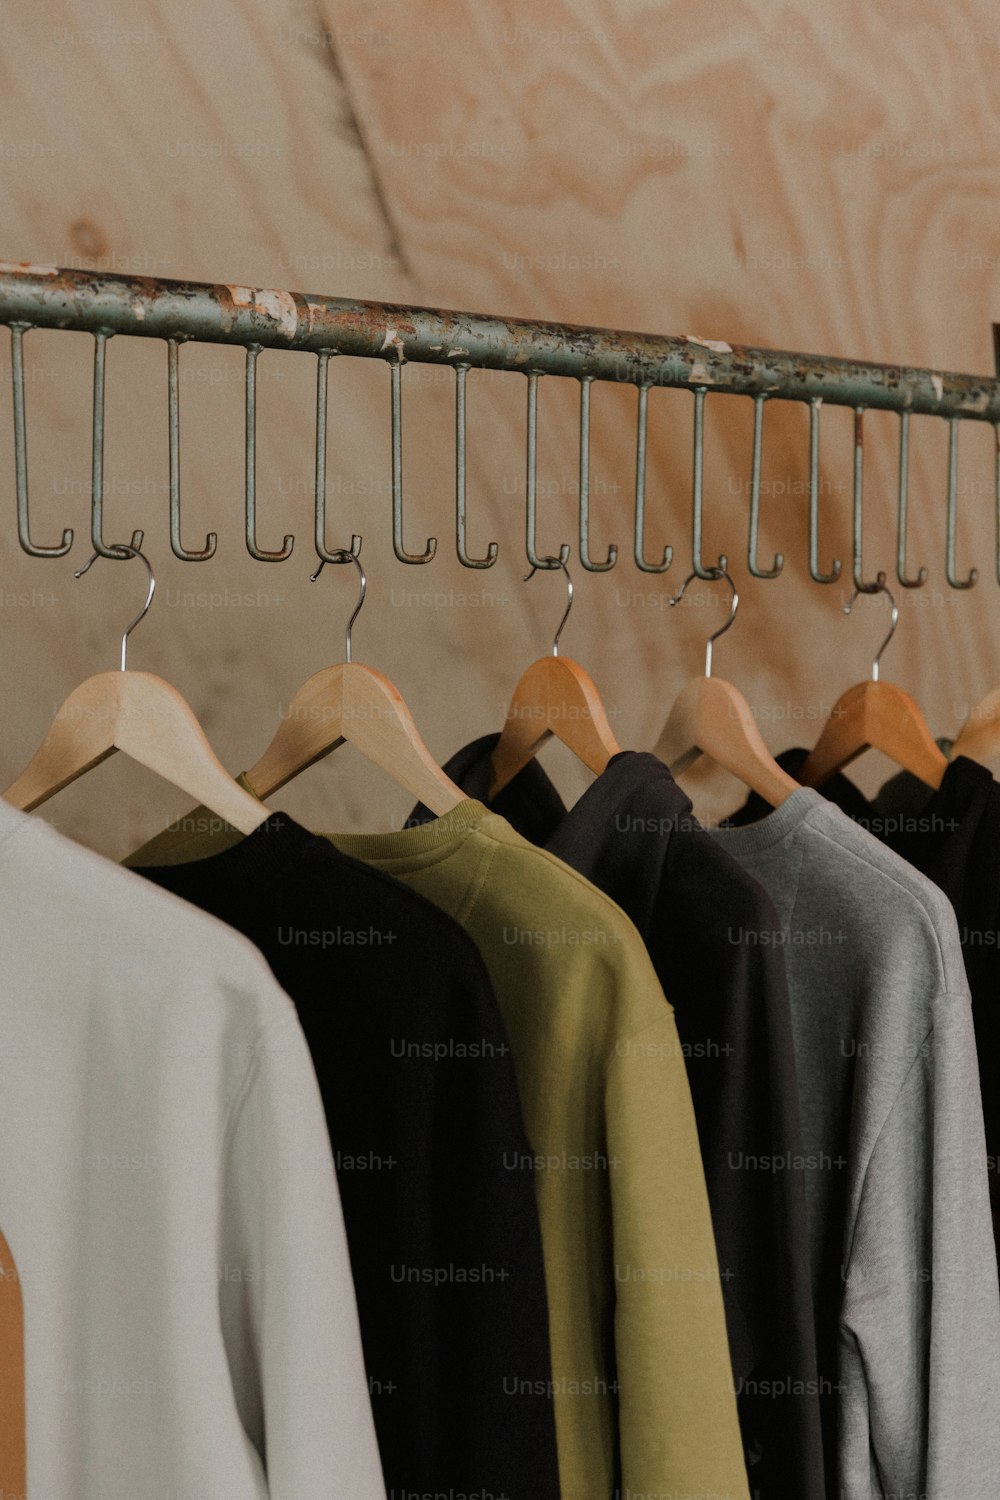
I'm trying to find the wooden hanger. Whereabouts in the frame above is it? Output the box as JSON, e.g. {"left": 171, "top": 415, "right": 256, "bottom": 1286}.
{"left": 951, "top": 687, "right": 1000, "bottom": 774}
{"left": 243, "top": 552, "right": 465, "bottom": 815}
{"left": 489, "top": 558, "right": 620, "bottom": 798}
{"left": 651, "top": 563, "right": 800, "bottom": 807}
{"left": 798, "top": 574, "right": 947, "bottom": 790}
{"left": 3, "top": 545, "right": 269, "bottom": 833}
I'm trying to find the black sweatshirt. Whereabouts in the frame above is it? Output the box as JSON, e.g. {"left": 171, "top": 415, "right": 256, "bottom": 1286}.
{"left": 408, "top": 739, "right": 826, "bottom": 1500}
{"left": 127, "top": 811, "right": 560, "bottom": 1500}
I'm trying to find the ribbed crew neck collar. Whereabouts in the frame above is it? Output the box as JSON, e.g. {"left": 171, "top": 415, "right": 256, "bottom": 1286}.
{"left": 706, "top": 787, "right": 826, "bottom": 855}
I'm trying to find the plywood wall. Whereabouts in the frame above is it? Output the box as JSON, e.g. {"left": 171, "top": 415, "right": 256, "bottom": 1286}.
{"left": 2, "top": 0, "right": 999, "bottom": 854}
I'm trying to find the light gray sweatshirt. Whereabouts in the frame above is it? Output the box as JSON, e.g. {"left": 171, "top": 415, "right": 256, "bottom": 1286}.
{"left": 0, "top": 798, "right": 386, "bottom": 1499}
{"left": 708, "top": 788, "right": 1000, "bottom": 1500}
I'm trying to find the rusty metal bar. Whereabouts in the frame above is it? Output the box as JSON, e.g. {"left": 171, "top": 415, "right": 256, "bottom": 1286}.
{"left": 0, "top": 263, "right": 997, "bottom": 420}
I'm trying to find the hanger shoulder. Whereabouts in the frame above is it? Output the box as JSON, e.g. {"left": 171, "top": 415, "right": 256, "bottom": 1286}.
{"left": 652, "top": 675, "right": 800, "bottom": 807}
{"left": 3, "top": 671, "right": 269, "bottom": 836}
{"left": 3, "top": 671, "right": 124, "bottom": 809}
{"left": 954, "top": 687, "right": 1000, "bottom": 773}
{"left": 800, "top": 680, "right": 947, "bottom": 790}
{"left": 489, "top": 655, "right": 621, "bottom": 798}
{"left": 245, "top": 664, "right": 350, "bottom": 799}
{"left": 245, "top": 662, "right": 466, "bottom": 816}
{"left": 342, "top": 663, "right": 466, "bottom": 815}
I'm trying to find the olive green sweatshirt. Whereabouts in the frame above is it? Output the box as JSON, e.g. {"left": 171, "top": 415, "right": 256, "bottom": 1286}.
{"left": 129, "top": 798, "right": 749, "bottom": 1500}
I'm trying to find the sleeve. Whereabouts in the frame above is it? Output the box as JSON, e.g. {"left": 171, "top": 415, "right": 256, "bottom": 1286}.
{"left": 839, "top": 999, "right": 1000, "bottom": 1499}
{"left": 606, "top": 1009, "right": 750, "bottom": 1500}
{"left": 218, "top": 1009, "right": 387, "bottom": 1500}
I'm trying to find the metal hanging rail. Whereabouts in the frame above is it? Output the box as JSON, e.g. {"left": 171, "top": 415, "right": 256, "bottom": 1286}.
{"left": 1, "top": 261, "right": 998, "bottom": 582}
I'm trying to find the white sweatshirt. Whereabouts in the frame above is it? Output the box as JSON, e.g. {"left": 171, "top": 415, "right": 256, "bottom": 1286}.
{"left": 0, "top": 797, "right": 386, "bottom": 1500}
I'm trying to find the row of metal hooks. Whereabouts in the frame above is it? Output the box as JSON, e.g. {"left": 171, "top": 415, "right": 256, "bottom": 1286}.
{"left": 6, "top": 323, "right": 996, "bottom": 586}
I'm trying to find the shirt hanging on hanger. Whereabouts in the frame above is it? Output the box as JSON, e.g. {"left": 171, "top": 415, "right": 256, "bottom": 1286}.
{"left": 405, "top": 734, "right": 825, "bottom": 1500}
{"left": 126, "top": 809, "right": 560, "bottom": 1500}
{"left": 131, "top": 794, "right": 751, "bottom": 1500}
{"left": 0, "top": 798, "right": 385, "bottom": 1500}
{"left": 707, "top": 788, "right": 1000, "bottom": 1500}
{"left": 731, "top": 747, "right": 1000, "bottom": 1246}
{"left": 325, "top": 799, "right": 750, "bottom": 1500}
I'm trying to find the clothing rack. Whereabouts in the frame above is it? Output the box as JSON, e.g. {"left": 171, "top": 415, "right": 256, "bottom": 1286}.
{"left": 2, "top": 261, "right": 999, "bottom": 587}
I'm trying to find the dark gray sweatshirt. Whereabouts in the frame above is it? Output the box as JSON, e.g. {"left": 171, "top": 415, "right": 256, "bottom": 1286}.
{"left": 708, "top": 788, "right": 1000, "bottom": 1499}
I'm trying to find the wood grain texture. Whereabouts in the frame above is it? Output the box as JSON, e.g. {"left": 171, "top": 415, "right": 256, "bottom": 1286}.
{"left": 1, "top": 0, "right": 999, "bottom": 849}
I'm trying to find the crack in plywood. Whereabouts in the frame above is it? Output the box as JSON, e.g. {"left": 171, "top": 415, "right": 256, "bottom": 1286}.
{"left": 309, "top": 0, "right": 414, "bottom": 284}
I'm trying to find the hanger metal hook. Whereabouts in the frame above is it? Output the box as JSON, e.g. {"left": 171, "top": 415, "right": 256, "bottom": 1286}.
{"left": 310, "top": 549, "right": 366, "bottom": 664}
{"left": 524, "top": 555, "right": 573, "bottom": 658}
{"left": 842, "top": 572, "right": 897, "bottom": 682}
{"left": 74, "top": 541, "right": 154, "bottom": 672}
{"left": 669, "top": 564, "right": 738, "bottom": 678}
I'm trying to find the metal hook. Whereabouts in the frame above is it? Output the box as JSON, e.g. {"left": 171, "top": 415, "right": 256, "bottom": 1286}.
{"left": 167, "top": 338, "right": 217, "bottom": 561}
{"left": 633, "top": 384, "right": 672, "bottom": 572}
{"left": 807, "top": 397, "right": 841, "bottom": 583}
{"left": 73, "top": 541, "right": 154, "bottom": 672}
{"left": 524, "top": 372, "right": 570, "bottom": 570}
{"left": 390, "top": 360, "right": 436, "bottom": 564}
{"left": 669, "top": 565, "right": 738, "bottom": 679}
{"left": 10, "top": 323, "right": 73, "bottom": 556}
{"left": 691, "top": 387, "right": 727, "bottom": 579}
{"left": 314, "top": 350, "right": 361, "bottom": 564}
{"left": 747, "top": 394, "right": 784, "bottom": 578}
{"left": 524, "top": 555, "right": 573, "bottom": 658}
{"left": 895, "top": 411, "right": 926, "bottom": 588}
{"left": 842, "top": 574, "right": 897, "bottom": 683}
{"left": 454, "top": 364, "right": 498, "bottom": 567}
{"left": 851, "top": 407, "right": 883, "bottom": 591}
{"left": 945, "top": 416, "right": 978, "bottom": 589}
{"left": 244, "top": 345, "right": 294, "bottom": 561}
{"left": 578, "top": 377, "right": 617, "bottom": 571}
{"left": 91, "top": 330, "right": 144, "bottom": 560}
{"left": 310, "top": 550, "right": 366, "bottom": 664}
